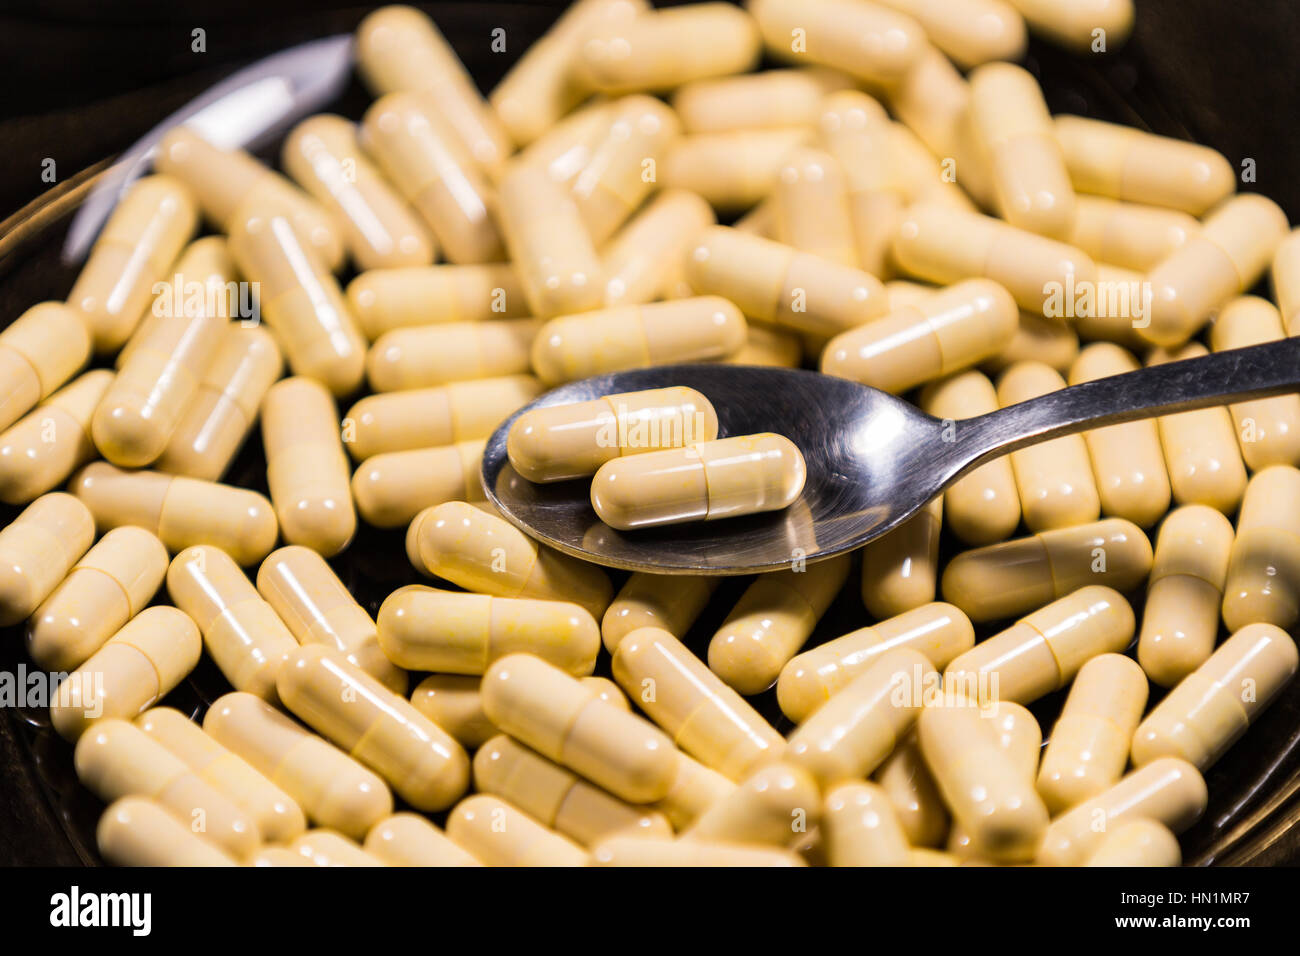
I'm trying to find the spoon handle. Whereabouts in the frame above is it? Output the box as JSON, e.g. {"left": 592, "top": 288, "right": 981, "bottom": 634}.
{"left": 960, "top": 336, "right": 1300, "bottom": 470}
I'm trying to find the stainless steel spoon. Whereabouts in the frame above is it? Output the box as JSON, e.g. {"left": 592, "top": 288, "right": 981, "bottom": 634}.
{"left": 481, "top": 337, "right": 1300, "bottom": 575}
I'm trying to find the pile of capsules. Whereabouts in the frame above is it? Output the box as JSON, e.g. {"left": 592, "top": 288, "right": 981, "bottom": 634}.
{"left": 1, "top": 0, "right": 1299, "bottom": 866}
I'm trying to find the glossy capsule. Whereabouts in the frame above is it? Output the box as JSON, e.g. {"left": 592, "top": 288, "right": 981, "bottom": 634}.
{"left": 1272, "top": 229, "right": 1300, "bottom": 333}
{"left": 97, "top": 797, "right": 237, "bottom": 867}
{"left": 653, "top": 753, "right": 737, "bottom": 829}
{"left": 1071, "top": 263, "right": 1149, "bottom": 350}
{"left": 203, "top": 691, "right": 392, "bottom": 839}
{"left": 1210, "top": 296, "right": 1300, "bottom": 469}
{"left": 256, "top": 545, "right": 406, "bottom": 694}
{"left": 365, "top": 812, "right": 481, "bottom": 867}
{"left": 1068, "top": 196, "right": 1199, "bottom": 271}
{"left": 859, "top": 499, "right": 942, "bottom": 619}
{"left": 591, "top": 836, "right": 803, "bottom": 867}
{"left": 408, "top": 502, "right": 613, "bottom": 618}
{"left": 591, "top": 433, "right": 806, "bottom": 531}
{"left": 532, "top": 298, "right": 747, "bottom": 385}
{"left": 684, "top": 761, "right": 821, "bottom": 848}
{"left": 344, "top": 375, "right": 542, "bottom": 460}
{"left": 941, "top": 518, "right": 1152, "bottom": 623}
{"left": 945, "top": 700, "right": 1041, "bottom": 860}
{"left": 671, "top": 68, "right": 850, "bottom": 133}
{"left": 347, "top": 264, "right": 528, "bottom": 339}
{"left": 352, "top": 440, "right": 485, "bottom": 528}
{"left": 410, "top": 675, "right": 497, "bottom": 750}
{"left": 612, "top": 626, "right": 785, "bottom": 780}
{"left": 516, "top": 99, "right": 616, "bottom": 187}
{"left": 771, "top": 147, "right": 857, "bottom": 267}
{"left": 749, "top": 0, "right": 924, "bottom": 85}
{"left": 51, "top": 606, "right": 201, "bottom": 742}
{"left": 872, "top": 732, "right": 949, "bottom": 848}
{"left": 447, "top": 794, "right": 587, "bottom": 867}
{"left": 28, "top": 526, "right": 167, "bottom": 672}
{"left": 601, "top": 189, "right": 716, "bottom": 307}
{"left": 823, "top": 781, "right": 913, "bottom": 868}
{"left": 1085, "top": 818, "right": 1182, "bottom": 867}
{"left": 726, "top": 324, "right": 804, "bottom": 368}
{"left": 1142, "top": 195, "right": 1289, "bottom": 347}
{"left": 1225, "top": 465, "right": 1300, "bottom": 631}
{"left": 481, "top": 653, "right": 679, "bottom": 803}
{"left": 0, "top": 369, "right": 112, "bottom": 505}
{"left": 986, "top": 310, "right": 1080, "bottom": 377}
{"left": 154, "top": 325, "right": 283, "bottom": 481}
{"left": 878, "top": 0, "right": 1025, "bottom": 68}
{"left": 998, "top": 362, "right": 1102, "bottom": 532}
{"left": 0, "top": 302, "right": 91, "bottom": 434}
{"left": 291, "top": 830, "right": 387, "bottom": 867}
{"left": 602, "top": 572, "right": 720, "bottom": 653}
{"left": 662, "top": 128, "right": 813, "bottom": 212}
{"left": 367, "top": 318, "right": 539, "bottom": 391}
{"left": 708, "top": 556, "right": 850, "bottom": 695}
{"left": 262, "top": 377, "right": 356, "bottom": 556}
{"left": 0, "top": 492, "right": 95, "bottom": 626}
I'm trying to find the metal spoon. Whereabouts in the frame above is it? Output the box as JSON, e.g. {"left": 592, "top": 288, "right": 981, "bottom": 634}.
{"left": 482, "top": 337, "right": 1300, "bottom": 575}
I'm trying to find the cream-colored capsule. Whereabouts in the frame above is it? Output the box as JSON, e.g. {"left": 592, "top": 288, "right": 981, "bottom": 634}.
{"left": 1273, "top": 228, "right": 1300, "bottom": 332}
{"left": 347, "top": 264, "right": 527, "bottom": 340}
{"left": 291, "top": 830, "right": 386, "bottom": 867}
{"left": 1068, "top": 344, "right": 1172, "bottom": 526}
{"left": 726, "top": 324, "right": 803, "bottom": 368}
{"left": 28, "top": 527, "right": 167, "bottom": 672}
{"left": 166, "top": 545, "right": 298, "bottom": 701}
{"left": 684, "top": 761, "right": 820, "bottom": 847}
{"left": 367, "top": 318, "right": 538, "bottom": 391}
{"left": 969, "top": 62, "right": 1074, "bottom": 238}
{"left": 872, "top": 731, "right": 949, "bottom": 847}
{"left": 749, "top": 0, "right": 924, "bottom": 85}
{"left": 75, "top": 718, "right": 260, "bottom": 859}
{"left": 771, "top": 147, "right": 857, "bottom": 266}
{"left": 1008, "top": 0, "right": 1133, "bottom": 50}
{"left": 686, "top": 227, "right": 887, "bottom": 337}
{"left": 256, "top": 545, "right": 406, "bottom": 694}
{"left": 1038, "top": 757, "right": 1206, "bottom": 865}
{"left": 653, "top": 753, "right": 737, "bottom": 829}
{"left": 344, "top": 375, "right": 542, "bottom": 461}
{"left": 1148, "top": 343, "right": 1248, "bottom": 515}
{"left": 662, "top": 128, "right": 812, "bottom": 213}
{"left": 155, "top": 128, "right": 340, "bottom": 270}
{"left": 516, "top": 98, "right": 616, "bottom": 188}
{"left": 365, "top": 813, "right": 481, "bottom": 867}
{"left": 154, "top": 325, "right": 283, "bottom": 481}
{"left": 355, "top": 5, "right": 511, "bottom": 175}
{"left": 1211, "top": 296, "right": 1300, "bottom": 469}
{"left": 582, "top": 677, "right": 629, "bottom": 711}
{"left": 1223, "top": 465, "right": 1300, "bottom": 626}
{"left": 136, "top": 707, "right": 305, "bottom": 844}
{"left": 352, "top": 440, "right": 485, "bottom": 528}
{"left": 51, "top": 606, "right": 201, "bottom": 741}
{"left": 944, "top": 585, "right": 1134, "bottom": 706}
{"left": 918, "top": 700, "right": 1048, "bottom": 862}
{"left": 1085, "top": 818, "right": 1181, "bottom": 867}
{"left": 591, "top": 432, "right": 806, "bottom": 531}
{"left": 203, "top": 691, "right": 392, "bottom": 839}
{"left": 591, "top": 836, "right": 803, "bottom": 866}
{"left": 532, "top": 298, "right": 747, "bottom": 385}
{"left": 612, "top": 626, "right": 785, "bottom": 780}
{"left": 892, "top": 204, "right": 1098, "bottom": 314}
{"left": 72, "top": 462, "right": 278, "bottom": 566}
{"left": 283, "top": 114, "right": 434, "bottom": 270}
{"left": 1071, "top": 263, "right": 1150, "bottom": 350}
{"left": 1135, "top": 623, "right": 1298, "bottom": 770}
{"left": 250, "top": 847, "right": 315, "bottom": 867}
{"left": 709, "top": 556, "right": 850, "bottom": 695}
{"left": 941, "top": 518, "right": 1152, "bottom": 623}
{"left": 1142, "top": 194, "right": 1289, "bottom": 347}
{"left": 0, "top": 369, "right": 111, "bottom": 505}
{"left": 0, "top": 492, "right": 95, "bottom": 626}
{"left": 376, "top": 584, "right": 599, "bottom": 676}
{"left": 787, "top": 648, "right": 934, "bottom": 787}
{"left": 919, "top": 371, "right": 1021, "bottom": 545}
{"left": 277, "top": 644, "right": 470, "bottom": 811}
{"left": 261, "top": 377, "right": 355, "bottom": 556}
{"left": 983, "top": 310, "right": 1080, "bottom": 377}
{"left": 945, "top": 700, "right": 1041, "bottom": 860}
{"left": 824, "top": 780, "right": 912, "bottom": 867}
{"left": 1036, "top": 653, "right": 1148, "bottom": 814}
{"left": 1138, "top": 505, "right": 1234, "bottom": 688}
{"left": 1068, "top": 196, "right": 1199, "bottom": 271}
{"left": 601, "top": 189, "right": 716, "bottom": 307}
{"left": 410, "top": 674, "right": 496, "bottom": 750}
{"left": 671, "top": 68, "right": 850, "bottom": 133}
{"left": 97, "top": 797, "right": 237, "bottom": 867}
{"left": 68, "top": 176, "right": 198, "bottom": 352}
{"left": 878, "top": 0, "right": 1025, "bottom": 68}
{"left": 447, "top": 794, "right": 587, "bottom": 866}
{"left": 408, "top": 501, "right": 613, "bottom": 618}
{"left": 860, "top": 499, "right": 942, "bottom": 619}
{"left": 997, "top": 362, "right": 1102, "bottom": 532}
{"left": 0, "top": 302, "right": 91, "bottom": 433}
{"left": 508, "top": 387, "right": 719, "bottom": 483}
{"left": 602, "top": 572, "right": 720, "bottom": 652}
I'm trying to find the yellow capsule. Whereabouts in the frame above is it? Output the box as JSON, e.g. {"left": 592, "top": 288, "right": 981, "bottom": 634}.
{"left": 879, "top": 0, "right": 1025, "bottom": 68}
{"left": 1084, "top": 818, "right": 1182, "bottom": 867}
{"left": 892, "top": 203, "right": 1098, "bottom": 314}
{"left": 591, "top": 836, "right": 803, "bottom": 866}
{"left": 823, "top": 780, "right": 912, "bottom": 867}
{"left": 249, "top": 846, "right": 316, "bottom": 867}
{"left": 1069, "top": 262, "right": 1149, "bottom": 350}
{"left": 481, "top": 653, "right": 678, "bottom": 803}
{"left": 0, "top": 369, "right": 111, "bottom": 506}
{"left": 136, "top": 706, "right": 305, "bottom": 844}
{"left": 447, "top": 794, "right": 587, "bottom": 866}
{"left": 28, "top": 526, "right": 167, "bottom": 672}
{"left": 365, "top": 812, "right": 481, "bottom": 867}
{"left": 601, "top": 190, "right": 715, "bottom": 308}
{"left": 708, "top": 556, "right": 850, "bottom": 695}
{"left": 344, "top": 375, "right": 542, "bottom": 461}
{"left": 203, "top": 691, "right": 392, "bottom": 838}
{"left": 1068, "top": 196, "right": 1199, "bottom": 271}
{"left": 652, "top": 753, "right": 737, "bottom": 829}
{"left": 684, "top": 761, "right": 820, "bottom": 847}
{"left": 983, "top": 309, "right": 1081, "bottom": 378}
{"left": 602, "top": 572, "right": 719, "bottom": 653}
{"left": 582, "top": 677, "right": 629, "bottom": 711}
{"left": 532, "top": 298, "right": 747, "bottom": 386}
{"left": 997, "top": 361, "right": 1102, "bottom": 532}
{"left": 352, "top": 440, "right": 485, "bottom": 528}
{"left": 1142, "top": 195, "right": 1289, "bottom": 347}
{"left": 154, "top": 325, "right": 283, "bottom": 481}
{"left": 872, "top": 731, "right": 949, "bottom": 847}
{"left": 1211, "top": 296, "right": 1300, "bottom": 469}
{"left": 612, "top": 626, "right": 785, "bottom": 780}
{"left": 72, "top": 462, "right": 278, "bottom": 566}
{"left": 749, "top": 0, "right": 924, "bottom": 85}
{"left": 661, "top": 128, "right": 814, "bottom": 212}
{"left": 74, "top": 718, "right": 260, "bottom": 859}
{"left": 1139, "top": 505, "right": 1235, "bottom": 688}
{"left": 1148, "top": 343, "right": 1248, "bottom": 514}
{"left": 860, "top": 499, "right": 943, "bottom": 619}
{"left": 944, "top": 585, "right": 1135, "bottom": 706}
{"left": 941, "top": 518, "right": 1152, "bottom": 624}
{"left": 0, "top": 492, "right": 95, "bottom": 626}
{"left": 409, "top": 502, "right": 613, "bottom": 618}
{"left": 1272, "top": 228, "right": 1300, "bottom": 333}
{"left": 672, "top": 68, "right": 849, "bottom": 133}
{"left": 779, "top": 603, "right": 975, "bottom": 724}
{"left": 0, "top": 302, "right": 91, "bottom": 433}
{"left": 410, "top": 674, "right": 496, "bottom": 749}
{"left": 347, "top": 264, "right": 528, "bottom": 340}
{"left": 591, "top": 433, "right": 806, "bottom": 531}
{"left": 290, "top": 830, "right": 387, "bottom": 867}
{"left": 514, "top": 98, "right": 616, "bottom": 186}
{"left": 1038, "top": 757, "right": 1205, "bottom": 865}
{"left": 51, "top": 605, "right": 201, "bottom": 741}
{"left": 97, "top": 796, "right": 237, "bottom": 867}
{"left": 770, "top": 147, "right": 858, "bottom": 267}
{"left": 726, "top": 323, "right": 804, "bottom": 368}
{"left": 367, "top": 319, "right": 538, "bottom": 392}
{"left": 945, "top": 700, "right": 1041, "bottom": 860}
{"left": 1036, "top": 653, "right": 1148, "bottom": 814}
